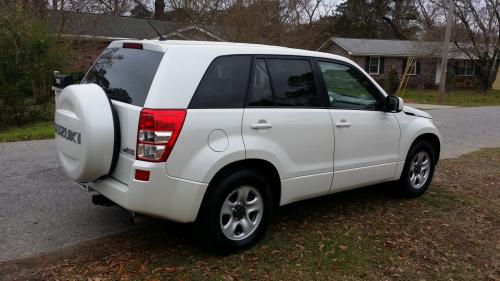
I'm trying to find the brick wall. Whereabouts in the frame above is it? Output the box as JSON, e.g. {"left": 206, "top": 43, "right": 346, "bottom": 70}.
{"left": 378, "top": 57, "right": 438, "bottom": 89}
{"left": 67, "top": 38, "right": 111, "bottom": 72}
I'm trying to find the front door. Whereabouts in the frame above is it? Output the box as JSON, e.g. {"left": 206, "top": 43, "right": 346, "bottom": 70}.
{"left": 242, "top": 57, "right": 334, "bottom": 205}
{"left": 316, "top": 60, "right": 400, "bottom": 192}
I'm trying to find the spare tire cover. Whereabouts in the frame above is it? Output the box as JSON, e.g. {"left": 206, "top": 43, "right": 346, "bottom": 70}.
{"left": 55, "top": 84, "right": 116, "bottom": 182}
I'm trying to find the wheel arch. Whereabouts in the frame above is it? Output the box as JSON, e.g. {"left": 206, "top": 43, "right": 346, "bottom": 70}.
{"left": 411, "top": 133, "right": 441, "bottom": 163}
{"left": 196, "top": 159, "right": 282, "bottom": 220}
{"left": 395, "top": 127, "right": 441, "bottom": 181}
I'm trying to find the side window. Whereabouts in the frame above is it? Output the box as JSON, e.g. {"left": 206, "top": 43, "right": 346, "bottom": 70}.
{"left": 267, "top": 59, "right": 318, "bottom": 107}
{"left": 189, "top": 55, "right": 252, "bottom": 109}
{"left": 248, "top": 59, "right": 274, "bottom": 106}
{"left": 318, "top": 61, "right": 382, "bottom": 110}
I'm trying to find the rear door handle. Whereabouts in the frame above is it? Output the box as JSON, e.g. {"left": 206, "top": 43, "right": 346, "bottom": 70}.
{"left": 335, "top": 119, "right": 351, "bottom": 128}
{"left": 250, "top": 122, "right": 272, "bottom": 130}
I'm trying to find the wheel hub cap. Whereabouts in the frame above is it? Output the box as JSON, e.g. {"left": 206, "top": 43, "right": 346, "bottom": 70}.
{"left": 219, "top": 185, "right": 264, "bottom": 241}
{"left": 409, "top": 151, "right": 431, "bottom": 190}
{"left": 414, "top": 163, "right": 422, "bottom": 174}
{"left": 232, "top": 204, "right": 247, "bottom": 220}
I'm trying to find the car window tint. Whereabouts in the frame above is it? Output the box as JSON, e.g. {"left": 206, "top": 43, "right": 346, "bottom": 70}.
{"left": 189, "top": 55, "right": 252, "bottom": 109}
{"left": 318, "top": 61, "right": 381, "bottom": 110}
{"left": 82, "top": 47, "right": 164, "bottom": 106}
{"left": 267, "top": 59, "right": 318, "bottom": 107}
{"left": 248, "top": 59, "right": 274, "bottom": 106}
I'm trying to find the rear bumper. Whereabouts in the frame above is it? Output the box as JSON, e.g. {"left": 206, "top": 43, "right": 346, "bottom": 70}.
{"left": 89, "top": 161, "right": 208, "bottom": 223}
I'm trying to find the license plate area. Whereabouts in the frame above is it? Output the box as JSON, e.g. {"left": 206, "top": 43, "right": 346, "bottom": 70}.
{"left": 75, "top": 181, "right": 92, "bottom": 192}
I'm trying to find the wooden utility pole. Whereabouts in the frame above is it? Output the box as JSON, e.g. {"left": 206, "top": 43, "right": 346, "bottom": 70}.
{"left": 438, "top": 0, "right": 454, "bottom": 103}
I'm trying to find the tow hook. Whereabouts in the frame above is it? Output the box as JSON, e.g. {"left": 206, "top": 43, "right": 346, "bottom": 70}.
{"left": 91, "top": 194, "right": 115, "bottom": 207}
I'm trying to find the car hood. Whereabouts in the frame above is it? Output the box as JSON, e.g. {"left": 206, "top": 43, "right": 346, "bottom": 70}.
{"left": 403, "top": 106, "right": 432, "bottom": 119}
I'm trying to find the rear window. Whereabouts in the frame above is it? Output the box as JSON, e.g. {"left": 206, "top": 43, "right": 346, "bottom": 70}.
{"left": 82, "top": 47, "right": 163, "bottom": 107}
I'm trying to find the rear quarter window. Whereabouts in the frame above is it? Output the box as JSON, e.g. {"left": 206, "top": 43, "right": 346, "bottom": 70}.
{"left": 189, "top": 55, "right": 252, "bottom": 109}
{"left": 82, "top": 47, "right": 164, "bottom": 107}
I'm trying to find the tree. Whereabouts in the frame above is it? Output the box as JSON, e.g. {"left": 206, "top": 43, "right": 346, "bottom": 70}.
{"left": 0, "top": 0, "right": 49, "bottom": 18}
{"left": 154, "top": 0, "right": 164, "bottom": 19}
{"left": 452, "top": 0, "right": 499, "bottom": 91}
{"left": 415, "top": 0, "right": 445, "bottom": 40}
{"left": 131, "top": 1, "right": 152, "bottom": 17}
{"left": 383, "top": 0, "right": 420, "bottom": 39}
{"left": 0, "top": 8, "right": 69, "bottom": 127}
{"left": 331, "top": 0, "right": 419, "bottom": 39}
{"left": 59, "top": 0, "right": 135, "bottom": 15}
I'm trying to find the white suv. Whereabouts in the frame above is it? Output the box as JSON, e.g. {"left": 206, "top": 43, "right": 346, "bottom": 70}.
{"left": 54, "top": 40, "right": 441, "bottom": 252}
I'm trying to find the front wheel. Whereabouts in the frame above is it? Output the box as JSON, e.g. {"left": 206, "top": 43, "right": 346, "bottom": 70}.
{"left": 398, "top": 140, "right": 436, "bottom": 197}
{"left": 195, "top": 170, "right": 273, "bottom": 253}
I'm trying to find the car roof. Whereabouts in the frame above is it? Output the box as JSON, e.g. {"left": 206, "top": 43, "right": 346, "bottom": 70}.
{"left": 107, "top": 39, "right": 351, "bottom": 63}
{"left": 105, "top": 39, "right": 388, "bottom": 108}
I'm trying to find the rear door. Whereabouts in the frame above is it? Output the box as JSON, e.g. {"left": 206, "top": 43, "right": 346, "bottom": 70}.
{"left": 315, "top": 60, "right": 400, "bottom": 192}
{"left": 82, "top": 45, "right": 164, "bottom": 185}
{"left": 242, "top": 57, "right": 334, "bottom": 205}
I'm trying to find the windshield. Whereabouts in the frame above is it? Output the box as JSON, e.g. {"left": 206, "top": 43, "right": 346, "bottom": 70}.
{"left": 82, "top": 47, "right": 164, "bottom": 106}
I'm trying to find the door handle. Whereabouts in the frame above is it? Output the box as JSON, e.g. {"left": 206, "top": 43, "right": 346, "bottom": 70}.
{"left": 250, "top": 121, "right": 272, "bottom": 130}
{"left": 335, "top": 119, "right": 351, "bottom": 128}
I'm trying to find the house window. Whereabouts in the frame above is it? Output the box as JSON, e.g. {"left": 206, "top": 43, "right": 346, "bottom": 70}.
{"left": 369, "top": 57, "right": 380, "bottom": 75}
{"left": 402, "top": 58, "right": 419, "bottom": 76}
{"left": 456, "top": 60, "right": 474, "bottom": 76}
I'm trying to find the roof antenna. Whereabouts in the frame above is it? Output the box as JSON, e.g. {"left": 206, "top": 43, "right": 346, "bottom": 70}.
{"left": 147, "top": 20, "right": 167, "bottom": 41}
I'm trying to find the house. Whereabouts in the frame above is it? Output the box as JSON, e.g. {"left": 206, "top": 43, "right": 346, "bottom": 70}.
{"left": 46, "top": 11, "right": 224, "bottom": 71}
{"left": 317, "top": 37, "right": 478, "bottom": 89}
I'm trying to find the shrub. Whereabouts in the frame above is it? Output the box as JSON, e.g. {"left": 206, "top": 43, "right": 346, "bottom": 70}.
{"left": 69, "top": 71, "right": 86, "bottom": 83}
{"left": 0, "top": 8, "right": 69, "bottom": 129}
{"left": 384, "top": 68, "right": 400, "bottom": 96}
{"left": 445, "top": 70, "right": 456, "bottom": 93}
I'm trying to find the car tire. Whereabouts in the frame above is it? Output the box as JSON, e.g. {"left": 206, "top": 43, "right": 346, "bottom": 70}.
{"left": 398, "top": 140, "right": 436, "bottom": 197}
{"left": 195, "top": 169, "right": 273, "bottom": 254}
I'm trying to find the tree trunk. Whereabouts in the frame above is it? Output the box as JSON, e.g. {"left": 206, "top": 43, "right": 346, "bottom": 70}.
{"left": 154, "top": 0, "right": 165, "bottom": 19}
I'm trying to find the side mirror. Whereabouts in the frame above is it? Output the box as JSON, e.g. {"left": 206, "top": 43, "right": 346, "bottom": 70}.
{"left": 52, "top": 72, "right": 74, "bottom": 89}
{"left": 385, "top": 96, "right": 404, "bottom": 113}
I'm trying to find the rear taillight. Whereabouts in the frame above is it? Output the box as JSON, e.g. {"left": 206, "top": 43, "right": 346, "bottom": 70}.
{"left": 136, "top": 109, "right": 186, "bottom": 162}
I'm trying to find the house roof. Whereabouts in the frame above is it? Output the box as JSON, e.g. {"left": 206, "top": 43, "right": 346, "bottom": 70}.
{"left": 46, "top": 11, "right": 223, "bottom": 41}
{"left": 318, "top": 37, "right": 470, "bottom": 59}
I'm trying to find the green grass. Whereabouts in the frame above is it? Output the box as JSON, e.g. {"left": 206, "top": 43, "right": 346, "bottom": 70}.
{"left": 400, "top": 89, "right": 500, "bottom": 107}
{"left": 0, "top": 122, "right": 54, "bottom": 143}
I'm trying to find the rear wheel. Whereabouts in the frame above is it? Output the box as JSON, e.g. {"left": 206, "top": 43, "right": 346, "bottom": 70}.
{"left": 398, "top": 140, "right": 436, "bottom": 197}
{"left": 196, "top": 170, "right": 273, "bottom": 253}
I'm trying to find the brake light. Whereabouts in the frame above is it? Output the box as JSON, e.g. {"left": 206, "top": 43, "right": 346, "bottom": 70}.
{"left": 136, "top": 109, "right": 186, "bottom": 162}
{"left": 123, "top": 43, "right": 143, "bottom": 49}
